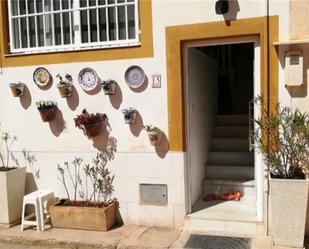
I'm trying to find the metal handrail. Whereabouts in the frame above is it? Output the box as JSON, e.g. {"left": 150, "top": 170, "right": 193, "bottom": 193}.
{"left": 249, "top": 100, "right": 254, "bottom": 151}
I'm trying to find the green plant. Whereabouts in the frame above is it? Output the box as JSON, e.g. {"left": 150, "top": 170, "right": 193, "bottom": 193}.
{"left": 0, "top": 127, "right": 17, "bottom": 171}
{"left": 56, "top": 74, "right": 73, "bottom": 85}
{"left": 36, "top": 100, "right": 57, "bottom": 110}
{"left": 251, "top": 96, "right": 309, "bottom": 179}
{"left": 143, "top": 125, "right": 160, "bottom": 132}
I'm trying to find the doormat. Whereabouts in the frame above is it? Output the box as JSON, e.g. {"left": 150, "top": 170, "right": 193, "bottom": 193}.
{"left": 184, "top": 234, "right": 251, "bottom": 249}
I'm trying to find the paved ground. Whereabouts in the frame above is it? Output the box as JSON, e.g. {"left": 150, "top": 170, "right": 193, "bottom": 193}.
{"left": 0, "top": 244, "right": 62, "bottom": 249}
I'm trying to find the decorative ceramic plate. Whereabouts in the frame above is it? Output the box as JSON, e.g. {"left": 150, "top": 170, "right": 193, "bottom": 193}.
{"left": 124, "top": 65, "right": 146, "bottom": 89}
{"left": 33, "top": 67, "right": 51, "bottom": 87}
{"left": 78, "top": 68, "right": 98, "bottom": 91}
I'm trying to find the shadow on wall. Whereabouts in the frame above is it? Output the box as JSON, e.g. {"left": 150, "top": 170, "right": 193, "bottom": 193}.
{"left": 20, "top": 84, "right": 32, "bottom": 109}
{"left": 49, "top": 108, "right": 65, "bottom": 137}
{"left": 130, "top": 112, "right": 144, "bottom": 137}
{"left": 155, "top": 131, "right": 169, "bottom": 159}
{"left": 222, "top": 0, "right": 240, "bottom": 25}
{"left": 129, "top": 76, "right": 148, "bottom": 93}
{"left": 66, "top": 85, "right": 79, "bottom": 111}
{"left": 109, "top": 83, "right": 123, "bottom": 109}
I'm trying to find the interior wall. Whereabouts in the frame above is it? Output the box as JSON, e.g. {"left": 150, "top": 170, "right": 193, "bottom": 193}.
{"left": 188, "top": 48, "right": 218, "bottom": 206}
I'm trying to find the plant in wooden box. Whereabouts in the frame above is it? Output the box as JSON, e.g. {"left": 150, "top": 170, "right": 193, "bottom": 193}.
{"left": 0, "top": 127, "right": 26, "bottom": 226}
{"left": 56, "top": 74, "right": 73, "bottom": 98}
{"left": 74, "top": 109, "right": 108, "bottom": 138}
{"left": 50, "top": 152, "right": 117, "bottom": 231}
{"left": 36, "top": 101, "right": 57, "bottom": 122}
{"left": 9, "top": 82, "right": 25, "bottom": 97}
{"left": 252, "top": 96, "right": 309, "bottom": 248}
{"left": 143, "top": 125, "right": 162, "bottom": 146}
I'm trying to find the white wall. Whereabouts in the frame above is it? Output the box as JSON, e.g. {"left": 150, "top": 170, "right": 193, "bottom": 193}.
{"left": 187, "top": 48, "right": 218, "bottom": 207}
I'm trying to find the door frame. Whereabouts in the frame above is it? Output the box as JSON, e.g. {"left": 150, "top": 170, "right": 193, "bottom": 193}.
{"left": 183, "top": 36, "right": 262, "bottom": 219}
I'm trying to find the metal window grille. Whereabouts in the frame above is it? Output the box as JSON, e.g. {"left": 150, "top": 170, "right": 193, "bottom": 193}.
{"left": 7, "top": 0, "right": 140, "bottom": 54}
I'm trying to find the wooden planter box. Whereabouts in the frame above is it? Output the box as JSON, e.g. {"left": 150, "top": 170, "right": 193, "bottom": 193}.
{"left": 49, "top": 201, "right": 117, "bottom": 231}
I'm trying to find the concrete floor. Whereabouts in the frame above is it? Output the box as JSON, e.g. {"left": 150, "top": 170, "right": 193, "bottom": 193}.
{"left": 0, "top": 244, "right": 62, "bottom": 249}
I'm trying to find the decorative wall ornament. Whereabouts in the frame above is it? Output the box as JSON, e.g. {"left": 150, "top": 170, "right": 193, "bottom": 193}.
{"left": 101, "top": 80, "right": 117, "bottom": 95}
{"left": 56, "top": 73, "right": 73, "bottom": 98}
{"left": 36, "top": 101, "right": 57, "bottom": 122}
{"left": 121, "top": 108, "right": 137, "bottom": 124}
{"left": 78, "top": 68, "right": 98, "bottom": 91}
{"left": 124, "top": 65, "right": 146, "bottom": 89}
{"left": 33, "top": 67, "right": 51, "bottom": 87}
{"left": 9, "top": 82, "right": 25, "bottom": 97}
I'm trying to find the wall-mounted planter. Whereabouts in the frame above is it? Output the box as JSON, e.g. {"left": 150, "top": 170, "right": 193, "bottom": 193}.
{"left": 74, "top": 109, "right": 108, "bottom": 138}
{"left": 36, "top": 101, "right": 57, "bottom": 122}
{"left": 9, "top": 83, "right": 25, "bottom": 97}
{"left": 121, "top": 108, "right": 137, "bottom": 124}
{"left": 143, "top": 125, "right": 162, "bottom": 146}
{"left": 56, "top": 74, "right": 73, "bottom": 98}
{"left": 101, "top": 80, "right": 117, "bottom": 95}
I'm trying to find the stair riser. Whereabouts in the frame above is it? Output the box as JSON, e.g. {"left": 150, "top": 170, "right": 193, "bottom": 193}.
{"left": 208, "top": 152, "right": 254, "bottom": 166}
{"left": 213, "top": 127, "right": 249, "bottom": 138}
{"left": 211, "top": 139, "right": 249, "bottom": 151}
{"left": 205, "top": 167, "right": 254, "bottom": 180}
{"left": 202, "top": 183, "right": 256, "bottom": 199}
{"left": 216, "top": 116, "right": 249, "bottom": 127}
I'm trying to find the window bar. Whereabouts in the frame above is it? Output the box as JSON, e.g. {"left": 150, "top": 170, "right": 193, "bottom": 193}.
{"left": 7, "top": 0, "right": 15, "bottom": 50}
{"left": 25, "top": 0, "right": 30, "bottom": 48}
{"left": 60, "top": 0, "right": 64, "bottom": 45}
{"left": 42, "top": 0, "right": 46, "bottom": 46}
{"left": 115, "top": 0, "right": 119, "bottom": 40}
{"left": 73, "top": 0, "right": 81, "bottom": 45}
{"left": 34, "top": 0, "right": 39, "bottom": 47}
{"left": 134, "top": 0, "right": 138, "bottom": 40}
{"left": 105, "top": 4, "right": 110, "bottom": 41}
{"left": 124, "top": 0, "right": 128, "bottom": 40}
{"left": 68, "top": 0, "right": 73, "bottom": 44}
{"left": 17, "top": 0, "right": 22, "bottom": 48}
{"left": 87, "top": 0, "right": 91, "bottom": 42}
{"left": 51, "top": 0, "right": 55, "bottom": 45}
{"left": 96, "top": 0, "right": 99, "bottom": 42}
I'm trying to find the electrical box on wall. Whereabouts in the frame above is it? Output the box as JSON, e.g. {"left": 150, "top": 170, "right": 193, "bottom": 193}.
{"left": 139, "top": 184, "right": 167, "bottom": 205}
{"left": 284, "top": 51, "right": 303, "bottom": 86}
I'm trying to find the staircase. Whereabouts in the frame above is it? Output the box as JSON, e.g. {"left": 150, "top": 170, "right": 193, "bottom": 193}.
{"left": 185, "top": 115, "right": 263, "bottom": 236}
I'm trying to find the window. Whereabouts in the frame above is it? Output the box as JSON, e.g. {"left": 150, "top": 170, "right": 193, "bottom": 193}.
{"left": 7, "top": 0, "right": 139, "bottom": 54}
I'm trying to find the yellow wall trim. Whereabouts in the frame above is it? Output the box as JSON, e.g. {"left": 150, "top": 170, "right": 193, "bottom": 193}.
{"left": 166, "top": 16, "right": 279, "bottom": 151}
{"left": 0, "top": 0, "right": 153, "bottom": 68}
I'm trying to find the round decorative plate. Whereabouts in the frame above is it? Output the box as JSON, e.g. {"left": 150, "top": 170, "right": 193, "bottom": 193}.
{"left": 33, "top": 67, "right": 51, "bottom": 87}
{"left": 78, "top": 68, "right": 98, "bottom": 91}
{"left": 124, "top": 65, "right": 146, "bottom": 89}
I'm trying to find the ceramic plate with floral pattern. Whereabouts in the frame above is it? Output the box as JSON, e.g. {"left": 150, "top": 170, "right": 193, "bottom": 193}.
{"left": 33, "top": 67, "right": 51, "bottom": 87}
{"left": 124, "top": 65, "right": 146, "bottom": 89}
{"left": 78, "top": 68, "right": 98, "bottom": 91}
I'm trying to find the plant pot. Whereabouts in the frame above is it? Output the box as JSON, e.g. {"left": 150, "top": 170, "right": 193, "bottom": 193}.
{"left": 101, "top": 80, "right": 116, "bottom": 95}
{"left": 57, "top": 84, "right": 72, "bottom": 98}
{"left": 147, "top": 130, "right": 162, "bottom": 146}
{"left": 270, "top": 178, "right": 309, "bottom": 248}
{"left": 9, "top": 83, "right": 25, "bottom": 97}
{"left": 49, "top": 201, "right": 117, "bottom": 231}
{"left": 0, "top": 167, "right": 26, "bottom": 226}
{"left": 38, "top": 106, "right": 57, "bottom": 122}
{"left": 84, "top": 121, "right": 102, "bottom": 137}
{"left": 122, "top": 109, "right": 137, "bottom": 124}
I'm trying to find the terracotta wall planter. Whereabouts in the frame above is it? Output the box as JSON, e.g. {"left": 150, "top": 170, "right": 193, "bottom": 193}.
{"left": 147, "top": 131, "right": 162, "bottom": 146}
{"left": 57, "top": 84, "right": 72, "bottom": 98}
{"left": 84, "top": 122, "right": 102, "bottom": 137}
{"left": 38, "top": 107, "right": 57, "bottom": 122}
{"left": 270, "top": 178, "right": 309, "bottom": 248}
{"left": 9, "top": 83, "right": 25, "bottom": 97}
{"left": 0, "top": 167, "right": 26, "bottom": 226}
{"left": 49, "top": 202, "right": 117, "bottom": 231}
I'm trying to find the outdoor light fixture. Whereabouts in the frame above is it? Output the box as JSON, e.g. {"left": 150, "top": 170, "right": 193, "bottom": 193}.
{"left": 215, "top": 0, "right": 229, "bottom": 14}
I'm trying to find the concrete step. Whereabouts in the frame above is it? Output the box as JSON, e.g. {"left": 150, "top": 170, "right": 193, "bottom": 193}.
{"left": 211, "top": 138, "right": 249, "bottom": 151}
{"left": 205, "top": 165, "right": 254, "bottom": 180}
{"left": 202, "top": 179, "right": 256, "bottom": 201}
{"left": 216, "top": 115, "right": 249, "bottom": 127}
{"left": 213, "top": 126, "right": 249, "bottom": 139}
{"left": 208, "top": 151, "right": 254, "bottom": 166}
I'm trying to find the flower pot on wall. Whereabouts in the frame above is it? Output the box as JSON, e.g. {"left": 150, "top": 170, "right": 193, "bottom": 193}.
{"left": 270, "top": 178, "right": 309, "bottom": 248}
{"left": 84, "top": 122, "right": 103, "bottom": 137}
{"left": 9, "top": 83, "right": 25, "bottom": 97}
{"left": 121, "top": 108, "right": 137, "bottom": 124}
{"left": 0, "top": 167, "right": 26, "bottom": 226}
{"left": 49, "top": 201, "right": 117, "bottom": 231}
{"left": 38, "top": 106, "right": 57, "bottom": 122}
{"left": 147, "top": 130, "right": 162, "bottom": 146}
{"left": 57, "top": 84, "right": 72, "bottom": 98}
{"left": 101, "top": 80, "right": 117, "bottom": 95}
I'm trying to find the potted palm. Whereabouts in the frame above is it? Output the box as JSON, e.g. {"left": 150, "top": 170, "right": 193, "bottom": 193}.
{"left": 252, "top": 97, "right": 309, "bottom": 248}
{"left": 50, "top": 154, "right": 117, "bottom": 231}
{"left": 74, "top": 109, "right": 108, "bottom": 138}
{"left": 143, "top": 125, "right": 162, "bottom": 146}
{"left": 56, "top": 74, "right": 73, "bottom": 98}
{"left": 36, "top": 101, "right": 57, "bottom": 122}
{"left": 0, "top": 128, "right": 26, "bottom": 226}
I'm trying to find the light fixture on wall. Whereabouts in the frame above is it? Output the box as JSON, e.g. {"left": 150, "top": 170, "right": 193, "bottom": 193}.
{"left": 215, "top": 0, "right": 229, "bottom": 14}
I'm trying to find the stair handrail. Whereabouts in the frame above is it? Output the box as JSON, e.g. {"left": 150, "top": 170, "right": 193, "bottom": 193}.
{"left": 249, "top": 100, "right": 254, "bottom": 151}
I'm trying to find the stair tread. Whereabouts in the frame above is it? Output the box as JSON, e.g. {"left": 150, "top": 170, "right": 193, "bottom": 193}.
{"left": 206, "top": 165, "right": 254, "bottom": 168}
{"left": 203, "top": 179, "right": 255, "bottom": 186}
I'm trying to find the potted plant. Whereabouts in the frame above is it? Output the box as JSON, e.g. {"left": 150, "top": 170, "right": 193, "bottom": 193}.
{"left": 50, "top": 154, "right": 117, "bottom": 231}
{"left": 9, "top": 82, "right": 25, "bottom": 97}
{"left": 0, "top": 128, "right": 26, "bottom": 226}
{"left": 252, "top": 97, "right": 309, "bottom": 248}
{"left": 56, "top": 74, "right": 73, "bottom": 98}
{"left": 121, "top": 108, "right": 137, "bottom": 124}
{"left": 101, "top": 80, "right": 117, "bottom": 95}
{"left": 36, "top": 101, "right": 57, "bottom": 122}
{"left": 74, "top": 109, "right": 108, "bottom": 138}
{"left": 143, "top": 125, "right": 162, "bottom": 146}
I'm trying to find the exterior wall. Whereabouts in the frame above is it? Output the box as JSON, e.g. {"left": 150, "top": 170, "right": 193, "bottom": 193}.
{"left": 0, "top": 0, "right": 289, "bottom": 228}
